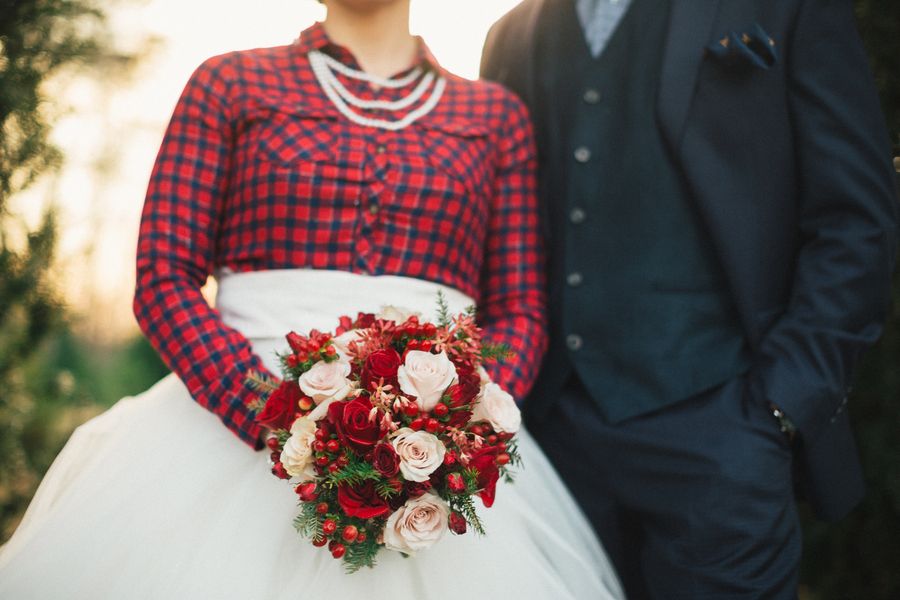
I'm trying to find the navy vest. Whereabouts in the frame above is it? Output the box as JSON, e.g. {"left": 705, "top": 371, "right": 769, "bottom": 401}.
{"left": 531, "top": 0, "right": 751, "bottom": 421}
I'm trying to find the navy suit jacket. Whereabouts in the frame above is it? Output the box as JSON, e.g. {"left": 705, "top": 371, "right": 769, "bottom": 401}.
{"left": 481, "top": 0, "right": 899, "bottom": 521}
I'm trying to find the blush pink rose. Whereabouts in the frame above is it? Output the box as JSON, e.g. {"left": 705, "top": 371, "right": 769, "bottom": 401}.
{"left": 383, "top": 492, "right": 450, "bottom": 553}
{"left": 391, "top": 427, "right": 446, "bottom": 482}
{"left": 472, "top": 382, "right": 521, "bottom": 433}
{"left": 397, "top": 350, "right": 457, "bottom": 412}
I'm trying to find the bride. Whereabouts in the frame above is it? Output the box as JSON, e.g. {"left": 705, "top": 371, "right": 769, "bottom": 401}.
{"left": 0, "top": 1, "right": 623, "bottom": 598}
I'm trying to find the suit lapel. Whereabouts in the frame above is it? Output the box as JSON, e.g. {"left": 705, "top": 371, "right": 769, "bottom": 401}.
{"left": 658, "top": 0, "right": 721, "bottom": 151}
{"left": 656, "top": 1, "right": 761, "bottom": 339}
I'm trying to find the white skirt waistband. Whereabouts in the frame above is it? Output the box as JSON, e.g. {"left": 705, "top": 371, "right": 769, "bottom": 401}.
{"left": 214, "top": 269, "right": 476, "bottom": 342}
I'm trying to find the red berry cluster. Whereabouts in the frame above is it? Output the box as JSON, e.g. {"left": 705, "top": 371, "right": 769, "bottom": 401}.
{"left": 468, "top": 424, "right": 514, "bottom": 466}
{"left": 397, "top": 318, "right": 438, "bottom": 345}
{"left": 284, "top": 329, "right": 338, "bottom": 370}
{"left": 311, "top": 422, "right": 349, "bottom": 475}
{"left": 310, "top": 505, "right": 370, "bottom": 559}
{"left": 266, "top": 436, "right": 290, "bottom": 479}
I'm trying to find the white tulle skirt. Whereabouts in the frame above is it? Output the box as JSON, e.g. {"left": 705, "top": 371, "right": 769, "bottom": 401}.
{"left": 0, "top": 269, "right": 623, "bottom": 600}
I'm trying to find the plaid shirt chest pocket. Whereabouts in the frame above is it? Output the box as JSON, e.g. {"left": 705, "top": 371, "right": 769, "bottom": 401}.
{"left": 414, "top": 119, "right": 494, "bottom": 202}
{"left": 250, "top": 101, "right": 368, "bottom": 184}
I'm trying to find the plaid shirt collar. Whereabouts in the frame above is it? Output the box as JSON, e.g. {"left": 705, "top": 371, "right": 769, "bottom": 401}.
{"left": 292, "top": 21, "right": 441, "bottom": 74}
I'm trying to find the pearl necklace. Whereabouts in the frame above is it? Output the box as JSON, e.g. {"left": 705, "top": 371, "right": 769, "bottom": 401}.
{"left": 308, "top": 50, "right": 446, "bottom": 131}
{"left": 315, "top": 50, "right": 424, "bottom": 89}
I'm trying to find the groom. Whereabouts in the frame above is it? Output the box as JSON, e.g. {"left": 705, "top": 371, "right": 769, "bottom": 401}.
{"left": 482, "top": 0, "right": 898, "bottom": 597}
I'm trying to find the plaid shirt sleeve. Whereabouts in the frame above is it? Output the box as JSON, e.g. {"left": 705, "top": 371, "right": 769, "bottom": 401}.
{"left": 133, "top": 54, "right": 273, "bottom": 449}
{"left": 479, "top": 91, "right": 548, "bottom": 401}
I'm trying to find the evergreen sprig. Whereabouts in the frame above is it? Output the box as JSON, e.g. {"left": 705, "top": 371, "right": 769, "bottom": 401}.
{"left": 462, "top": 467, "right": 481, "bottom": 494}
{"left": 247, "top": 398, "right": 267, "bottom": 413}
{"left": 506, "top": 438, "right": 523, "bottom": 468}
{"left": 480, "top": 342, "right": 512, "bottom": 363}
{"left": 375, "top": 479, "right": 401, "bottom": 499}
{"left": 343, "top": 535, "right": 380, "bottom": 573}
{"left": 449, "top": 493, "right": 486, "bottom": 536}
{"left": 435, "top": 290, "right": 452, "bottom": 328}
{"left": 498, "top": 439, "right": 522, "bottom": 483}
{"left": 245, "top": 370, "right": 279, "bottom": 394}
{"left": 293, "top": 501, "right": 323, "bottom": 540}
{"left": 245, "top": 370, "right": 279, "bottom": 413}
{"left": 327, "top": 453, "right": 383, "bottom": 487}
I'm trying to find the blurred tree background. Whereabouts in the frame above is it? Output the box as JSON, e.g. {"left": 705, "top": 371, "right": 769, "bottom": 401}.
{"left": 0, "top": 0, "right": 167, "bottom": 541}
{"left": 0, "top": 0, "right": 898, "bottom": 597}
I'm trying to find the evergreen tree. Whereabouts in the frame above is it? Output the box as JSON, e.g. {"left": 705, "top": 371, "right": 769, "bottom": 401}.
{"left": 855, "top": 0, "right": 900, "bottom": 151}
{"left": 0, "top": 0, "right": 109, "bottom": 538}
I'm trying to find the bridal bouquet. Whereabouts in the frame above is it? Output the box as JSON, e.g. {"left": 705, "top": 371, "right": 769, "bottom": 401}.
{"left": 247, "top": 296, "right": 522, "bottom": 572}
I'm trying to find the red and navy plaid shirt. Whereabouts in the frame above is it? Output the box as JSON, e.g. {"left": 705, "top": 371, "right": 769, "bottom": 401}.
{"left": 134, "top": 23, "right": 546, "bottom": 449}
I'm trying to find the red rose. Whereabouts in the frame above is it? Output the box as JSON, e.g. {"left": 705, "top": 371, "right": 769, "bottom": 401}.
{"left": 449, "top": 512, "right": 467, "bottom": 535}
{"left": 372, "top": 443, "right": 400, "bottom": 477}
{"left": 446, "top": 472, "right": 466, "bottom": 493}
{"left": 446, "top": 364, "right": 481, "bottom": 409}
{"left": 469, "top": 446, "right": 502, "bottom": 508}
{"left": 335, "top": 315, "right": 354, "bottom": 336}
{"left": 362, "top": 348, "right": 402, "bottom": 390}
{"left": 328, "top": 396, "right": 384, "bottom": 455}
{"left": 355, "top": 312, "right": 376, "bottom": 329}
{"left": 447, "top": 381, "right": 480, "bottom": 408}
{"left": 256, "top": 379, "right": 301, "bottom": 430}
{"left": 447, "top": 409, "right": 473, "bottom": 428}
{"left": 337, "top": 481, "right": 390, "bottom": 519}
{"left": 454, "top": 362, "right": 481, "bottom": 388}
{"left": 286, "top": 331, "right": 307, "bottom": 354}
{"left": 405, "top": 480, "right": 431, "bottom": 498}
{"left": 295, "top": 482, "right": 318, "bottom": 502}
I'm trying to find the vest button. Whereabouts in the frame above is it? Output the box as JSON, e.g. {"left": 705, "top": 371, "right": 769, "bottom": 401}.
{"left": 574, "top": 146, "right": 592, "bottom": 163}
{"left": 583, "top": 88, "right": 602, "bottom": 104}
{"left": 566, "top": 334, "right": 583, "bottom": 351}
{"left": 369, "top": 203, "right": 380, "bottom": 215}
{"left": 566, "top": 272, "right": 583, "bottom": 287}
{"left": 569, "top": 208, "right": 586, "bottom": 224}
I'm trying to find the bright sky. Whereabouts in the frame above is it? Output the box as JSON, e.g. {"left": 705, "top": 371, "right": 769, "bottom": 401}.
{"left": 18, "top": 0, "right": 522, "bottom": 340}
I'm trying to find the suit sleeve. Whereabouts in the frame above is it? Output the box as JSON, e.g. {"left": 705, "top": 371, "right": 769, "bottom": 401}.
{"left": 479, "top": 91, "right": 549, "bottom": 402}
{"left": 749, "top": 0, "right": 899, "bottom": 442}
{"left": 133, "top": 54, "right": 275, "bottom": 450}
{"left": 480, "top": 20, "right": 503, "bottom": 81}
